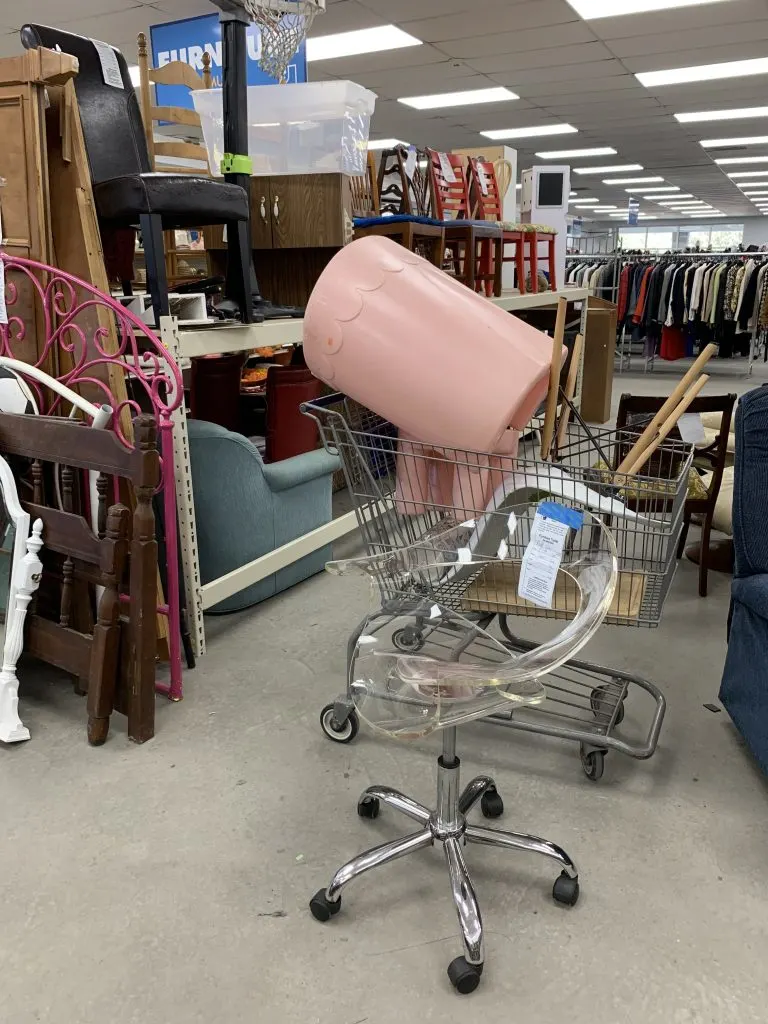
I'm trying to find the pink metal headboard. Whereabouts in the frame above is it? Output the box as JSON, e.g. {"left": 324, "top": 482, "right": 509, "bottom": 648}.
{"left": 0, "top": 252, "right": 187, "bottom": 701}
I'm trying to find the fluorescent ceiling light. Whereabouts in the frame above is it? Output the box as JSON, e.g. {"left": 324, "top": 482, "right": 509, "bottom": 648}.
{"left": 307, "top": 25, "right": 422, "bottom": 61}
{"left": 742, "top": 190, "right": 768, "bottom": 195}
{"left": 572, "top": 203, "right": 602, "bottom": 208}
{"left": 604, "top": 176, "right": 663, "bottom": 184}
{"left": 676, "top": 106, "right": 768, "bottom": 123}
{"left": 663, "top": 201, "right": 711, "bottom": 206}
{"left": 686, "top": 212, "right": 726, "bottom": 216}
{"left": 632, "top": 186, "right": 680, "bottom": 192}
{"left": 592, "top": 206, "right": 619, "bottom": 210}
{"left": 729, "top": 170, "right": 768, "bottom": 178}
{"left": 535, "top": 146, "right": 616, "bottom": 159}
{"left": 573, "top": 164, "right": 642, "bottom": 175}
{"left": 715, "top": 156, "right": 768, "bottom": 166}
{"left": 516, "top": 183, "right": 522, "bottom": 189}
{"left": 367, "top": 138, "right": 409, "bottom": 150}
{"left": 569, "top": 197, "right": 599, "bottom": 202}
{"left": 638, "top": 215, "right": 658, "bottom": 219}
{"left": 701, "top": 135, "right": 768, "bottom": 148}
{"left": 647, "top": 193, "right": 693, "bottom": 200}
{"left": 637, "top": 57, "right": 768, "bottom": 89}
{"left": 481, "top": 124, "right": 577, "bottom": 140}
{"left": 567, "top": 0, "right": 732, "bottom": 18}
{"left": 399, "top": 86, "right": 517, "bottom": 110}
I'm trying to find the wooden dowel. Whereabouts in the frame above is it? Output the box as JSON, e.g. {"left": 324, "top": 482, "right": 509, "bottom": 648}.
{"left": 616, "top": 343, "right": 717, "bottom": 474}
{"left": 555, "top": 332, "right": 584, "bottom": 451}
{"left": 540, "top": 296, "right": 568, "bottom": 460}
{"left": 624, "top": 375, "right": 709, "bottom": 477}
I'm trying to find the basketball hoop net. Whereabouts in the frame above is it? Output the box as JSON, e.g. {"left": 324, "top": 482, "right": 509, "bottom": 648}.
{"left": 242, "top": 0, "right": 325, "bottom": 81}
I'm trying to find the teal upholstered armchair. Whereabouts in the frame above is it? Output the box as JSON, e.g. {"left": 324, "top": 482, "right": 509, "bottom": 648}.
{"left": 187, "top": 420, "right": 340, "bottom": 613}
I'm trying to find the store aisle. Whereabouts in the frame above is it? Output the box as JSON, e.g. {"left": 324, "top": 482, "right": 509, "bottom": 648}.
{"left": 1, "top": 526, "right": 767, "bottom": 1024}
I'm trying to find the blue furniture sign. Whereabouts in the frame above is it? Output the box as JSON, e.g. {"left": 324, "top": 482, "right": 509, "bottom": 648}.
{"left": 627, "top": 197, "right": 640, "bottom": 226}
{"left": 150, "top": 13, "right": 307, "bottom": 108}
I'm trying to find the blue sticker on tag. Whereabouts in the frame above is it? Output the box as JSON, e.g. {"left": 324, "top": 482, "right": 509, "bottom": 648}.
{"left": 537, "top": 501, "right": 584, "bottom": 530}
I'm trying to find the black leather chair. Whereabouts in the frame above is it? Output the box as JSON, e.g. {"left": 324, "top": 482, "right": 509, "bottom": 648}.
{"left": 21, "top": 24, "right": 251, "bottom": 325}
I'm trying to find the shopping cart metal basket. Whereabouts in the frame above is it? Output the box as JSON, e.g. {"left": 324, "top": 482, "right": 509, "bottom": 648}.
{"left": 302, "top": 394, "right": 694, "bottom": 781}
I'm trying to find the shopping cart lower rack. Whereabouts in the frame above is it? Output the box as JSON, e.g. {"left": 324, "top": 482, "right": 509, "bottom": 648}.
{"left": 303, "top": 394, "right": 693, "bottom": 781}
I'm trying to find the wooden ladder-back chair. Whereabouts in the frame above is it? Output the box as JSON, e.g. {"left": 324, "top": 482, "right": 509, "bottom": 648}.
{"left": 137, "top": 33, "right": 213, "bottom": 287}
{"left": 467, "top": 156, "right": 557, "bottom": 297}
{"left": 351, "top": 149, "right": 445, "bottom": 267}
{"left": 137, "top": 32, "right": 212, "bottom": 175}
{"left": 0, "top": 412, "right": 161, "bottom": 744}
{"left": 425, "top": 149, "right": 502, "bottom": 295}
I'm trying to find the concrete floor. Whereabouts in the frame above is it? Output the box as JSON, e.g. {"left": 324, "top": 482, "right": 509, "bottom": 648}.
{"left": 3, "top": 363, "right": 768, "bottom": 1024}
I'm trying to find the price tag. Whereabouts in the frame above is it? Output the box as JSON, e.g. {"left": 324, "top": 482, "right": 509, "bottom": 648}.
{"left": 438, "top": 152, "right": 457, "bottom": 183}
{"left": 457, "top": 547, "right": 472, "bottom": 564}
{"left": 518, "top": 503, "right": 583, "bottom": 609}
{"left": 477, "top": 163, "right": 490, "bottom": 196}
{"left": 92, "top": 39, "right": 124, "bottom": 90}
{"left": 404, "top": 148, "right": 417, "bottom": 180}
{"left": 677, "top": 413, "right": 706, "bottom": 444}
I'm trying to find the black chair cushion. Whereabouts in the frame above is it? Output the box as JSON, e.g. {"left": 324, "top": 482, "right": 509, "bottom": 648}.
{"left": 93, "top": 173, "right": 249, "bottom": 227}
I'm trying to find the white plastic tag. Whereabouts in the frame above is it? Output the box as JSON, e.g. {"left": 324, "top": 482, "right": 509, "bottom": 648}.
{"left": 518, "top": 512, "right": 569, "bottom": 609}
{"left": 457, "top": 547, "right": 472, "bottom": 564}
{"left": 429, "top": 604, "right": 441, "bottom": 620}
{"left": 358, "top": 635, "right": 377, "bottom": 645}
{"left": 677, "top": 413, "right": 706, "bottom": 444}
{"left": 461, "top": 519, "right": 476, "bottom": 529}
{"left": 507, "top": 512, "right": 518, "bottom": 537}
{"left": 0, "top": 262, "right": 6, "bottom": 326}
{"left": 438, "top": 152, "right": 457, "bottom": 183}
{"left": 404, "top": 149, "right": 417, "bottom": 180}
{"left": 92, "top": 39, "right": 124, "bottom": 90}
{"left": 497, "top": 538, "right": 509, "bottom": 560}
{"left": 477, "top": 163, "right": 489, "bottom": 196}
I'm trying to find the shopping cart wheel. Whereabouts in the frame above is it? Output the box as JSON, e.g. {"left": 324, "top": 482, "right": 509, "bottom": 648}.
{"left": 320, "top": 703, "right": 359, "bottom": 744}
{"left": 392, "top": 627, "right": 425, "bottom": 653}
{"left": 480, "top": 787, "right": 504, "bottom": 819}
{"left": 447, "top": 956, "right": 483, "bottom": 994}
{"left": 552, "top": 872, "right": 580, "bottom": 907}
{"left": 590, "top": 683, "right": 626, "bottom": 726}
{"left": 580, "top": 744, "right": 606, "bottom": 782}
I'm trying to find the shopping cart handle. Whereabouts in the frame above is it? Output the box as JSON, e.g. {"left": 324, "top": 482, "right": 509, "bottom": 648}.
{"left": 300, "top": 392, "right": 345, "bottom": 412}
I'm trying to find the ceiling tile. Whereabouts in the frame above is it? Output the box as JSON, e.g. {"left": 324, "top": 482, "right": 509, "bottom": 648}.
{"left": 438, "top": 22, "right": 597, "bottom": 60}
{"left": 400, "top": 0, "right": 577, "bottom": 43}
{"left": 467, "top": 40, "right": 614, "bottom": 74}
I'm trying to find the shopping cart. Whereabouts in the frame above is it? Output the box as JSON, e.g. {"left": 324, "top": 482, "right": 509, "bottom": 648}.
{"left": 302, "top": 394, "right": 693, "bottom": 781}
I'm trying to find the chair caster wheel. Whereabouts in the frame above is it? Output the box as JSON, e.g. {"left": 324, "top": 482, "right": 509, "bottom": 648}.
{"left": 553, "top": 872, "right": 580, "bottom": 907}
{"left": 357, "top": 796, "right": 380, "bottom": 819}
{"left": 320, "top": 703, "right": 359, "bottom": 744}
{"left": 480, "top": 787, "right": 504, "bottom": 819}
{"left": 580, "top": 744, "right": 605, "bottom": 782}
{"left": 309, "top": 889, "right": 342, "bottom": 922}
{"left": 447, "top": 956, "right": 483, "bottom": 994}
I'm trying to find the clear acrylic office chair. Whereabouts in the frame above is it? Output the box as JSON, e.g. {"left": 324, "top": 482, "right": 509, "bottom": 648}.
{"left": 309, "top": 511, "right": 618, "bottom": 993}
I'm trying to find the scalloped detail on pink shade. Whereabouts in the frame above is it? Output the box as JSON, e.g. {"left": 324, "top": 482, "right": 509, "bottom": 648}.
{"left": 304, "top": 235, "right": 562, "bottom": 454}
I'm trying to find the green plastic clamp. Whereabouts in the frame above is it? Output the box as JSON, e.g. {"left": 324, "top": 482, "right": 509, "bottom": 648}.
{"left": 220, "top": 153, "right": 253, "bottom": 175}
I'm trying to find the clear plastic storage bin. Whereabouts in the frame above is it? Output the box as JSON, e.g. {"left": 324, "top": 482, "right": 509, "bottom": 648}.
{"left": 192, "top": 81, "right": 377, "bottom": 176}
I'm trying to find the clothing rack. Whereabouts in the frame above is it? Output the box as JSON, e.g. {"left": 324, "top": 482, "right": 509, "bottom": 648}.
{"left": 616, "top": 252, "right": 767, "bottom": 376}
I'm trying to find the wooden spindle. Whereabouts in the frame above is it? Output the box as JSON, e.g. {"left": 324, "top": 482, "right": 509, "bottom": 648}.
{"left": 61, "top": 465, "right": 74, "bottom": 514}
{"left": 96, "top": 473, "right": 109, "bottom": 539}
{"left": 32, "top": 460, "right": 43, "bottom": 506}
{"left": 60, "top": 557, "right": 74, "bottom": 628}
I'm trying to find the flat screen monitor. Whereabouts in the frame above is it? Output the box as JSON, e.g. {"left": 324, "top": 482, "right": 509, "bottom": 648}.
{"left": 537, "top": 172, "right": 564, "bottom": 208}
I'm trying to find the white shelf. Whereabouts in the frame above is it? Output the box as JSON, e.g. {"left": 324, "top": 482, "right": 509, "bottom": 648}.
{"left": 175, "top": 289, "right": 590, "bottom": 359}
{"left": 177, "top": 318, "right": 304, "bottom": 358}
{"left": 491, "top": 287, "right": 588, "bottom": 311}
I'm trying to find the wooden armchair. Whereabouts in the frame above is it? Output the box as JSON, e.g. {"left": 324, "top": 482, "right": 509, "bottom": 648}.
{"left": 425, "top": 149, "right": 502, "bottom": 295}
{"left": 616, "top": 392, "right": 736, "bottom": 598}
{"left": 0, "top": 412, "right": 161, "bottom": 743}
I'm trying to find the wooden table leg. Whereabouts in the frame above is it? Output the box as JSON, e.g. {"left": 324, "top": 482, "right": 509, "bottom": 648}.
{"left": 493, "top": 236, "right": 503, "bottom": 297}
{"left": 515, "top": 239, "right": 526, "bottom": 295}
{"left": 530, "top": 232, "right": 539, "bottom": 293}
{"left": 466, "top": 231, "right": 476, "bottom": 290}
{"left": 431, "top": 232, "right": 444, "bottom": 268}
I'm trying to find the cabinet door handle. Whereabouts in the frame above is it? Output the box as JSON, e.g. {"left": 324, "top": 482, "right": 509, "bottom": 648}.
{"left": 273, "top": 195, "right": 280, "bottom": 221}
{"left": 260, "top": 196, "right": 267, "bottom": 222}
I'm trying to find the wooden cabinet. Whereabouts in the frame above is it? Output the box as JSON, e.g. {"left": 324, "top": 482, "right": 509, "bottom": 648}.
{"left": 207, "top": 172, "right": 354, "bottom": 306}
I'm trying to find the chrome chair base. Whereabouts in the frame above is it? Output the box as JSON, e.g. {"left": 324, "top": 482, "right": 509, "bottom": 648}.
{"left": 309, "top": 729, "right": 579, "bottom": 994}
